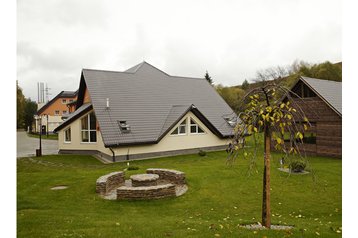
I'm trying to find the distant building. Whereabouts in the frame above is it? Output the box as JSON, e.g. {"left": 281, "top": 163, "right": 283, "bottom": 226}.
{"left": 35, "top": 90, "right": 78, "bottom": 134}
{"left": 283, "top": 76, "right": 342, "bottom": 158}
{"left": 54, "top": 62, "right": 236, "bottom": 162}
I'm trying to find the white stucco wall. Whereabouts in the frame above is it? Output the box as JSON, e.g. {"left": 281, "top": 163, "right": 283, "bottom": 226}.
{"left": 58, "top": 110, "right": 230, "bottom": 157}
{"left": 35, "top": 115, "right": 65, "bottom": 133}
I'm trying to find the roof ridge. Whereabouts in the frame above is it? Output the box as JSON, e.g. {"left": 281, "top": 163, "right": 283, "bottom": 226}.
{"left": 82, "top": 68, "right": 136, "bottom": 74}
{"left": 169, "top": 75, "right": 205, "bottom": 80}
{"left": 301, "top": 76, "right": 342, "bottom": 84}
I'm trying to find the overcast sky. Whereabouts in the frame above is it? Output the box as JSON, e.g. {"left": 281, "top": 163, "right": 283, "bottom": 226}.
{"left": 17, "top": 0, "right": 341, "bottom": 101}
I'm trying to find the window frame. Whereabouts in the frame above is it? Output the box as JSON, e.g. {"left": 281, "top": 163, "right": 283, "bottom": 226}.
{"left": 81, "top": 112, "right": 97, "bottom": 143}
{"left": 64, "top": 127, "right": 71, "bottom": 143}
{"left": 189, "top": 118, "right": 205, "bottom": 134}
{"left": 170, "top": 119, "right": 187, "bottom": 136}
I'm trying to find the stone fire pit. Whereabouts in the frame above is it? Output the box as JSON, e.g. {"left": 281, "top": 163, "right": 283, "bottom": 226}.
{"left": 96, "top": 168, "right": 188, "bottom": 200}
{"left": 130, "top": 173, "right": 159, "bottom": 187}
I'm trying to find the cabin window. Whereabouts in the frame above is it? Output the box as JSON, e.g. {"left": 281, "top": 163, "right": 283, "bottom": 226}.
{"left": 190, "top": 118, "right": 205, "bottom": 134}
{"left": 62, "top": 99, "right": 67, "bottom": 104}
{"left": 81, "top": 112, "right": 97, "bottom": 142}
{"left": 171, "top": 119, "right": 187, "bottom": 135}
{"left": 283, "top": 122, "right": 316, "bottom": 144}
{"left": 63, "top": 110, "right": 67, "bottom": 114}
{"left": 303, "top": 132, "right": 316, "bottom": 144}
{"left": 69, "top": 99, "right": 74, "bottom": 103}
{"left": 55, "top": 110, "right": 60, "bottom": 115}
{"left": 64, "top": 127, "right": 71, "bottom": 143}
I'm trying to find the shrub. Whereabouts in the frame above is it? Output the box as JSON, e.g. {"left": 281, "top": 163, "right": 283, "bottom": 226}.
{"left": 198, "top": 150, "right": 207, "bottom": 156}
{"left": 127, "top": 166, "right": 139, "bottom": 170}
{"left": 289, "top": 160, "right": 306, "bottom": 173}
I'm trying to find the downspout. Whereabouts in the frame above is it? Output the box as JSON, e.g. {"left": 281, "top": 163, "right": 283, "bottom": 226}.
{"left": 109, "top": 147, "right": 115, "bottom": 163}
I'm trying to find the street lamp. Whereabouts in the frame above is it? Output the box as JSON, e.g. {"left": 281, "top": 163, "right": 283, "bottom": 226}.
{"left": 36, "top": 116, "right": 42, "bottom": 157}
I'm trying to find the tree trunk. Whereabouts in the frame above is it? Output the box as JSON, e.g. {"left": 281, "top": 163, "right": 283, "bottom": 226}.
{"left": 262, "top": 125, "right": 271, "bottom": 228}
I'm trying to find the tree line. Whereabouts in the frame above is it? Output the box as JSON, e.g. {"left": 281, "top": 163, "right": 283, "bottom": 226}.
{"left": 212, "top": 60, "right": 342, "bottom": 112}
{"left": 17, "top": 81, "right": 37, "bottom": 130}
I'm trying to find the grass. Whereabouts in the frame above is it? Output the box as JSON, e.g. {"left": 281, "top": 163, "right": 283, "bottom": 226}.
{"left": 27, "top": 133, "right": 58, "bottom": 140}
{"left": 17, "top": 145, "right": 341, "bottom": 237}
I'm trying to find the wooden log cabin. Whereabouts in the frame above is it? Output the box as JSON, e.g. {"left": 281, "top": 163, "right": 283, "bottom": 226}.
{"left": 284, "top": 76, "right": 342, "bottom": 158}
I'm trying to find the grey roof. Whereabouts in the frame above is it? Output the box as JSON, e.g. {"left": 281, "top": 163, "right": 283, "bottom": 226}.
{"left": 300, "top": 76, "right": 342, "bottom": 116}
{"left": 80, "top": 62, "right": 236, "bottom": 147}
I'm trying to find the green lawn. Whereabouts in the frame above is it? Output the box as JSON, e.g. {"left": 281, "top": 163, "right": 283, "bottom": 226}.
{"left": 27, "top": 133, "right": 58, "bottom": 140}
{"left": 17, "top": 149, "right": 342, "bottom": 237}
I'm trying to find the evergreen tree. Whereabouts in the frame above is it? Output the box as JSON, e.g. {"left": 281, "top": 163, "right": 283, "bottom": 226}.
{"left": 241, "top": 79, "right": 249, "bottom": 90}
{"left": 205, "top": 71, "right": 213, "bottom": 85}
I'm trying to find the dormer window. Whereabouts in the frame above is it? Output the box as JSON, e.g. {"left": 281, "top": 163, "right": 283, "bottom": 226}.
{"left": 118, "top": 120, "right": 131, "bottom": 133}
{"left": 224, "top": 117, "right": 236, "bottom": 127}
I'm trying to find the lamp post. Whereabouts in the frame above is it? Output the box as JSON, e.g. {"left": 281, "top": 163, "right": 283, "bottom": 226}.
{"left": 46, "top": 114, "right": 49, "bottom": 137}
{"left": 36, "top": 116, "right": 42, "bottom": 157}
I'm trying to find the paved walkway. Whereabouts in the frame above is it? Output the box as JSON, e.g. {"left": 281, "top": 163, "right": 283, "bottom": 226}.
{"left": 17, "top": 131, "right": 59, "bottom": 158}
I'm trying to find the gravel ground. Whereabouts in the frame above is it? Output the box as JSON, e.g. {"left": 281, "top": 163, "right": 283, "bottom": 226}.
{"left": 239, "top": 222, "right": 293, "bottom": 230}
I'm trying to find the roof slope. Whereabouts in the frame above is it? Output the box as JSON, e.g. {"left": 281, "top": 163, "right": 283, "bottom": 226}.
{"left": 80, "top": 62, "right": 235, "bottom": 147}
{"left": 300, "top": 76, "right": 342, "bottom": 116}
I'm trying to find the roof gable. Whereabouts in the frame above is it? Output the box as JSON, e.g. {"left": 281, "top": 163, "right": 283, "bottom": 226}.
{"left": 300, "top": 76, "right": 342, "bottom": 116}
{"left": 37, "top": 90, "right": 77, "bottom": 115}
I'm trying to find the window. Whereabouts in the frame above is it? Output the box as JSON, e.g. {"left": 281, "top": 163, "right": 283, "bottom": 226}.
{"left": 81, "top": 112, "right": 97, "bottom": 142}
{"left": 118, "top": 120, "right": 131, "bottom": 133}
{"left": 55, "top": 110, "right": 60, "bottom": 115}
{"left": 64, "top": 127, "right": 71, "bottom": 142}
{"left": 190, "top": 118, "right": 205, "bottom": 134}
{"left": 171, "top": 119, "right": 187, "bottom": 135}
{"left": 303, "top": 132, "right": 316, "bottom": 144}
{"left": 69, "top": 99, "right": 74, "bottom": 103}
{"left": 62, "top": 99, "right": 67, "bottom": 104}
{"left": 63, "top": 110, "right": 67, "bottom": 114}
{"left": 283, "top": 122, "right": 316, "bottom": 144}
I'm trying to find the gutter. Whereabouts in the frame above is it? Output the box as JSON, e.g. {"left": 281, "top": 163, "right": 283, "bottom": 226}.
{"left": 109, "top": 147, "right": 115, "bottom": 163}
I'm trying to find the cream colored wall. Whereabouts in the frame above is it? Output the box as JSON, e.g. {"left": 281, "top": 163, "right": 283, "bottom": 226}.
{"left": 112, "top": 111, "right": 228, "bottom": 156}
{"left": 58, "top": 110, "right": 111, "bottom": 155}
{"left": 58, "top": 110, "right": 229, "bottom": 156}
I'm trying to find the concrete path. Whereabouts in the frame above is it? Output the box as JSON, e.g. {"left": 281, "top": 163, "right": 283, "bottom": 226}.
{"left": 17, "top": 131, "right": 59, "bottom": 158}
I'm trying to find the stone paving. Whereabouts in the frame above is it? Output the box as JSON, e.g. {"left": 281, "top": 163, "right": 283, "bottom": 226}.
{"left": 17, "top": 131, "right": 58, "bottom": 158}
